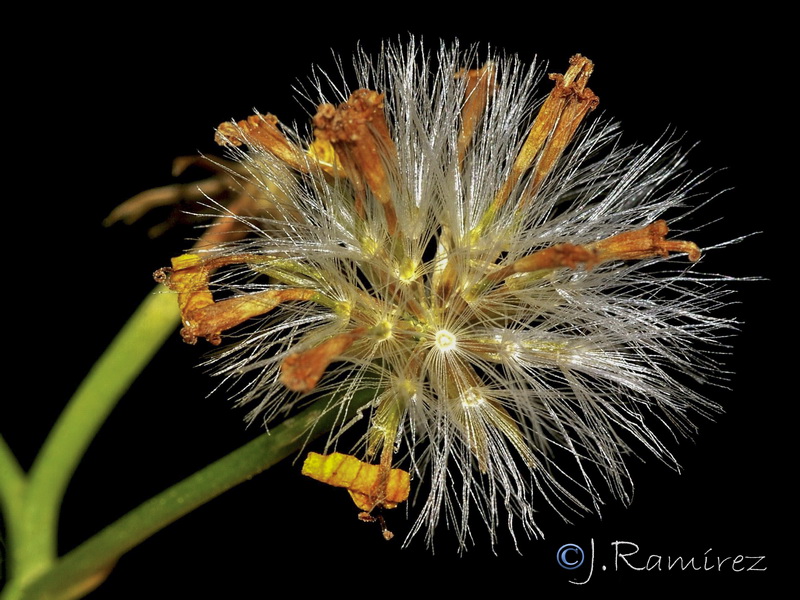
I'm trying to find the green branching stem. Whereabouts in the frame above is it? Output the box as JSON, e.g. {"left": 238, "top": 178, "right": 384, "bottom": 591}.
{"left": 1, "top": 281, "right": 378, "bottom": 600}
{"left": 14, "top": 388, "right": 376, "bottom": 600}
{"left": 1, "top": 286, "right": 180, "bottom": 598}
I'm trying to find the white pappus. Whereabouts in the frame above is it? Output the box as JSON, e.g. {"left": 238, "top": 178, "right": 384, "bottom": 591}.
{"left": 158, "top": 38, "right": 736, "bottom": 551}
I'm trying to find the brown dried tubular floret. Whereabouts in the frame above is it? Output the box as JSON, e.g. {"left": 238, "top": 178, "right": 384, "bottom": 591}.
{"left": 313, "top": 89, "right": 398, "bottom": 232}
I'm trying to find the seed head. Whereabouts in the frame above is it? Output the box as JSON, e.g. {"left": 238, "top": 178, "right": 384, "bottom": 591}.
{"left": 158, "top": 39, "right": 735, "bottom": 550}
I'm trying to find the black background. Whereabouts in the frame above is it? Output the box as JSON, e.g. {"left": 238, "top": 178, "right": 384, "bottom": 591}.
{"left": 2, "top": 10, "right": 788, "bottom": 596}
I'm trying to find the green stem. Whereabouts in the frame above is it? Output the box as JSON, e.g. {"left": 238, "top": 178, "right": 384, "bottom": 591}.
{"left": 11, "top": 286, "right": 179, "bottom": 586}
{"left": 0, "top": 435, "right": 25, "bottom": 520}
{"left": 15, "top": 388, "right": 375, "bottom": 600}
{"left": 1, "top": 435, "right": 26, "bottom": 581}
